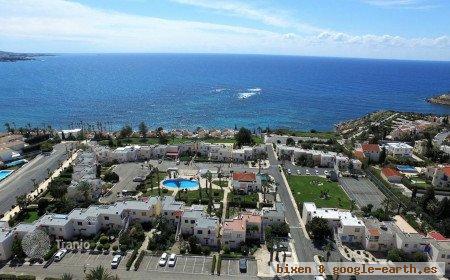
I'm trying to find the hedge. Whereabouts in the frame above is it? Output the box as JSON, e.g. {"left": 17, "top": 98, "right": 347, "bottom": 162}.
{"left": 134, "top": 251, "right": 146, "bottom": 271}
{"left": 0, "top": 274, "right": 17, "bottom": 280}
{"left": 17, "top": 276, "right": 36, "bottom": 280}
{"left": 211, "top": 255, "right": 216, "bottom": 275}
{"left": 126, "top": 249, "right": 138, "bottom": 270}
{"left": 217, "top": 255, "right": 222, "bottom": 276}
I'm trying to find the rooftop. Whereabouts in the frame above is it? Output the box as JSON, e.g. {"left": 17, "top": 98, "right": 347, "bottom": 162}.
{"left": 382, "top": 167, "right": 401, "bottom": 177}
{"left": 362, "top": 144, "right": 380, "bottom": 153}
{"left": 232, "top": 172, "right": 256, "bottom": 182}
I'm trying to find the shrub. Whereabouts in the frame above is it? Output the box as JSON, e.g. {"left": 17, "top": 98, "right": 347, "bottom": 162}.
{"left": 103, "top": 243, "right": 110, "bottom": 251}
{"left": 211, "top": 255, "right": 217, "bottom": 275}
{"left": 99, "top": 235, "right": 109, "bottom": 245}
{"left": 112, "top": 245, "right": 119, "bottom": 251}
{"left": 0, "top": 274, "right": 17, "bottom": 280}
{"left": 202, "top": 246, "right": 211, "bottom": 256}
{"left": 120, "top": 244, "right": 127, "bottom": 252}
{"left": 90, "top": 242, "right": 97, "bottom": 250}
{"left": 134, "top": 251, "right": 146, "bottom": 271}
{"left": 126, "top": 249, "right": 138, "bottom": 271}
{"left": 17, "top": 276, "right": 36, "bottom": 280}
{"left": 44, "top": 244, "right": 58, "bottom": 261}
{"left": 351, "top": 258, "right": 355, "bottom": 262}
{"left": 217, "top": 255, "right": 222, "bottom": 276}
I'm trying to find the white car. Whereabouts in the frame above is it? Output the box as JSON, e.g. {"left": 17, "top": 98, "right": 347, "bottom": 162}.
{"left": 168, "top": 253, "right": 177, "bottom": 267}
{"left": 159, "top": 252, "right": 168, "bottom": 266}
{"left": 111, "top": 255, "right": 122, "bottom": 269}
{"left": 315, "top": 169, "right": 319, "bottom": 175}
{"left": 324, "top": 170, "right": 329, "bottom": 176}
{"left": 54, "top": 249, "right": 68, "bottom": 262}
{"left": 297, "top": 170, "right": 301, "bottom": 175}
{"left": 305, "top": 169, "right": 310, "bottom": 175}
{"left": 287, "top": 169, "right": 291, "bottom": 174}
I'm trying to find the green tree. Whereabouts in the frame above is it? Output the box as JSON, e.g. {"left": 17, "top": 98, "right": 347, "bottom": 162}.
{"left": 16, "top": 194, "right": 29, "bottom": 210}
{"left": 85, "top": 265, "right": 117, "bottom": 280}
{"left": 286, "top": 137, "right": 295, "bottom": 146}
{"left": 235, "top": 127, "right": 254, "bottom": 148}
{"left": 11, "top": 236, "right": 26, "bottom": 260}
{"left": 119, "top": 124, "right": 133, "bottom": 139}
{"left": 138, "top": 121, "right": 148, "bottom": 139}
{"left": 48, "top": 181, "right": 68, "bottom": 200}
{"left": 387, "top": 249, "right": 406, "bottom": 262}
{"left": 104, "top": 171, "right": 119, "bottom": 183}
{"left": 379, "top": 147, "right": 387, "bottom": 164}
{"left": 306, "top": 217, "right": 331, "bottom": 241}
{"left": 77, "top": 181, "right": 92, "bottom": 202}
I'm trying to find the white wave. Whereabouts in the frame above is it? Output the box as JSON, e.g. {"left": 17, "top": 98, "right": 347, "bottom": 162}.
{"left": 248, "top": 87, "right": 262, "bottom": 92}
{"left": 212, "top": 88, "right": 227, "bottom": 93}
{"left": 238, "top": 92, "right": 257, "bottom": 99}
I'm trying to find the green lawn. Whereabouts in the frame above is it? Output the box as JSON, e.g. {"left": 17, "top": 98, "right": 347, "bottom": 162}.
{"left": 287, "top": 175, "right": 351, "bottom": 209}
{"left": 177, "top": 188, "right": 224, "bottom": 205}
{"left": 212, "top": 180, "right": 228, "bottom": 188}
{"left": 143, "top": 188, "right": 173, "bottom": 197}
{"left": 23, "top": 210, "right": 40, "bottom": 223}
{"left": 227, "top": 191, "right": 258, "bottom": 208}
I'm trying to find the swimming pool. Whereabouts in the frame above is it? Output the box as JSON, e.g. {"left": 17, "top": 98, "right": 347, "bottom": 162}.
{"left": 162, "top": 178, "right": 199, "bottom": 190}
{"left": 396, "top": 165, "right": 417, "bottom": 173}
{"left": 0, "top": 170, "right": 13, "bottom": 181}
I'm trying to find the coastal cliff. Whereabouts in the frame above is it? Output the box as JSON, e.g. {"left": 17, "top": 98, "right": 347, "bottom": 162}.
{"left": 427, "top": 93, "right": 450, "bottom": 106}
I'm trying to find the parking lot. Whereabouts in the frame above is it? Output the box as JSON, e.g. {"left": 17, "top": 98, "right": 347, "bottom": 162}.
{"left": 142, "top": 255, "right": 213, "bottom": 275}
{"left": 52, "top": 251, "right": 130, "bottom": 271}
{"left": 284, "top": 162, "right": 333, "bottom": 176}
{"left": 220, "top": 259, "right": 257, "bottom": 277}
{"left": 339, "top": 177, "right": 386, "bottom": 209}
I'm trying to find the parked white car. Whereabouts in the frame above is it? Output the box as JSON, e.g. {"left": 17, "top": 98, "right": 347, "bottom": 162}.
{"left": 111, "top": 255, "right": 122, "bottom": 269}
{"left": 54, "top": 249, "right": 68, "bottom": 262}
{"left": 168, "top": 253, "right": 177, "bottom": 267}
{"left": 297, "top": 170, "right": 301, "bottom": 175}
{"left": 305, "top": 169, "right": 310, "bottom": 175}
{"left": 159, "top": 252, "right": 168, "bottom": 266}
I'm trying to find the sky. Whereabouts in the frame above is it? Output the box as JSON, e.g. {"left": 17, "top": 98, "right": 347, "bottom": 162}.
{"left": 0, "top": 0, "right": 449, "bottom": 61}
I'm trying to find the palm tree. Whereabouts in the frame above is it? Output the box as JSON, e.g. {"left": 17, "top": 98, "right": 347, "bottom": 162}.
{"left": 77, "top": 181, "right": 92, "bottom": 202}
{"left": 16, "top": 194, "right": 29, "bottom": 210}
{"left": 61, "top": 273, "right": 73, "bottom": 280}
{"left": 155, "top": 167, "right": 161, "bottom": 197}
{"left": 205, "top": 170, "right": 213, "bottom": 213}
{"left": 84, "top": 265, "right": 117, "bottom": 280}
{"left": 324, "top": 242, "right": 332, "bottom": 261}
{"left": 381, "top": 198, "right": 392, "bottom": 218}
{"left": 350, "top": 200, "right": 357, "bottom": 213}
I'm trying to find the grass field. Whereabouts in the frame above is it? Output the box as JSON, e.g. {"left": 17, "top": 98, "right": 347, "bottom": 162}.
{"left": 287, "top": 175, "right": 351, "bottom": 209}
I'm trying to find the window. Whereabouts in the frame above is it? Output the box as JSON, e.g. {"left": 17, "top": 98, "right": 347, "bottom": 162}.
{"left": 77, "top": 222, "right": 82, "bottom": 226}
{"left": 197, "top": 230, "right": 203, "bottom": 234}
{"left": 185, "top": 220, "right": 188, "bottom": 223}
{"left": 441, "top": 254, "right": 445, "bottom": 258}
{"left": 404, "top": 244, "right": 409, "bottom": 248}
{"left": 191, "top": 220, "right": 195, "bottom": 224}
{"left": 104, "top": 216, "right": 109, "bottom": 221}
{"left": 355, "top": 228, "right": 360, "bottom": 232}
{"left": 142, "top": 212, "right": 146, "bottom": 216}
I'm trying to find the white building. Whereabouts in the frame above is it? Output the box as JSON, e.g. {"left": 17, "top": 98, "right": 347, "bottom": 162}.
{"left": 231, "top": 172, "right": 261, "bottom": 193}
{"left": 384, "top": 142, "right": 413, "bottom": 157}
{"left": 180, "top": 205, "right": 219, "bottom": 247}
{"left": 302, "top": 202, "right": 365, "bottom": 244}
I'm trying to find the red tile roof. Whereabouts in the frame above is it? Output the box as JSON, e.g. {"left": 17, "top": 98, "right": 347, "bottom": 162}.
{"left": 428, "top": 231, "right": 449, "bottom": 241}
{"left": 368, "top": 228, "right": 380, "bottom": 236}
{"left": 362, "top": 144, "right": 380, "bottom": 153}
{"left": 232, "top": 172, "right": 256, "bottom": 182}
{"left": 442, "top": 166, "right": 450, "bottom": 177}
{"left": 382, "top": 167, "right": 401, "bottom": 177}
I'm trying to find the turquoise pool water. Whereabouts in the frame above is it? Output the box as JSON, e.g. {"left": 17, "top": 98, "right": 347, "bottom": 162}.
{"left": 162, "top": 178, "right": 199, "bottom": 190}
{"left": 0, "top": 170, "right": 13, "bottom": 181}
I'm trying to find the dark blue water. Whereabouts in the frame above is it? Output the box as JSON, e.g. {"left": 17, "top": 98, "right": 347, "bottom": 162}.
{"left": 1, "top": 54, "right": 449, "bottom": 131}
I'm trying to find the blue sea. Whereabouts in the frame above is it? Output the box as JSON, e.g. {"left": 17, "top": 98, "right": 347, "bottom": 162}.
{"left": 0, "top": 54, "right": 449, "bottom": 131}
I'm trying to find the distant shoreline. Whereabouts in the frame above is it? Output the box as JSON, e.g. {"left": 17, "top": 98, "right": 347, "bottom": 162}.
{"left": 0, "top": 51, "right": 50, "bottom": 62}
{"left": 427, "top": 93, "right": 450, "bottom": 106}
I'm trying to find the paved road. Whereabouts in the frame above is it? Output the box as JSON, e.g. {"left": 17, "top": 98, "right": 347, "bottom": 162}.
{"left": 0, "top": 142, "right": 74, "bottom": 214}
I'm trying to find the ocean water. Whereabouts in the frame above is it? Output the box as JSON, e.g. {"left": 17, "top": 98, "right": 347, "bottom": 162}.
{"left": 0, "top": 54, "right": 449, "bottom": 131}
